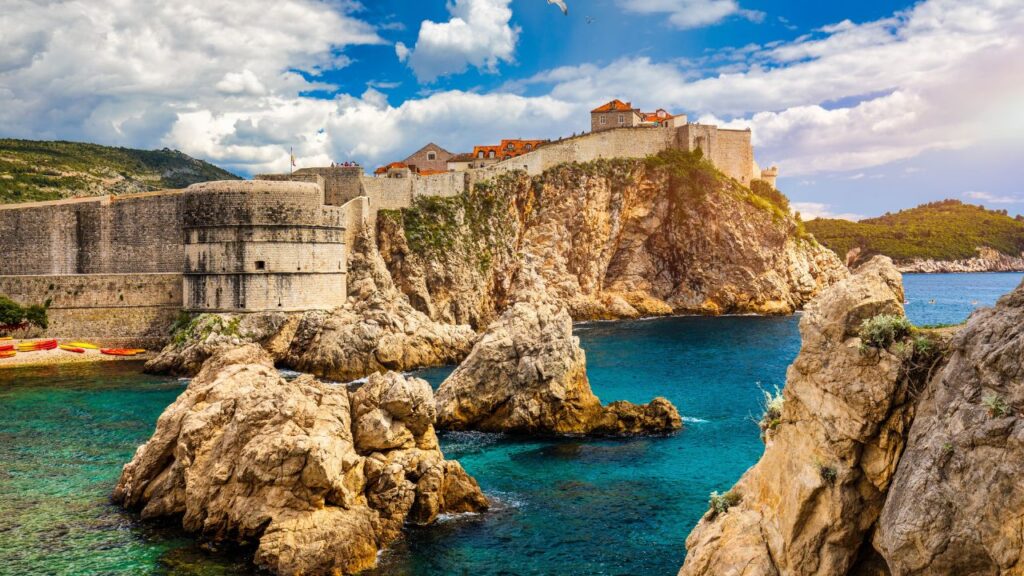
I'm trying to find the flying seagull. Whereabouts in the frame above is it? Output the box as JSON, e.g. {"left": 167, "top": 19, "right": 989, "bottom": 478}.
{"left": 547, "top": 0, "right": 568, "bottom": 15}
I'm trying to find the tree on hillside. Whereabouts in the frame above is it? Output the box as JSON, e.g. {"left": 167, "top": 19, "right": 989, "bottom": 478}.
{"left": 0, "top": 296, "right": 49, "bottom": 334}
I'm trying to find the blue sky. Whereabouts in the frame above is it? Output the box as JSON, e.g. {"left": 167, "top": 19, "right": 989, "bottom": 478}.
{"left": 1, "top": 0, "right": 1023, "bottom": 219}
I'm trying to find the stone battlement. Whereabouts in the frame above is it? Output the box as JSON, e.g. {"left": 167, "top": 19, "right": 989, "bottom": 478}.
{"left": 0, "top": 115, "right": 775, "bottom": 342}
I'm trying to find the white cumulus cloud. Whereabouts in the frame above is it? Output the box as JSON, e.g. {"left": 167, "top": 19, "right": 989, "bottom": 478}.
{"left": 401, "top": 0, "right": 520, "bottom": 82}
{"left": 616, "top": 0, "right": 764, "bottom": 29}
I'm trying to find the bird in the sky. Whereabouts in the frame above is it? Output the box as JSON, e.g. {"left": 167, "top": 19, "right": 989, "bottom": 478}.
{"left": 547, "top": 0, "right": 568, "bottom": 15}
{"left": 586, "top": 16, "right": 595, "bottom": 24}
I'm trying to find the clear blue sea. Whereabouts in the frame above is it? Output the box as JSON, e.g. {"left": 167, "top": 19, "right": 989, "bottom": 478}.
{"left": 1, "top": 272, "right": 1020, "bottom": 575}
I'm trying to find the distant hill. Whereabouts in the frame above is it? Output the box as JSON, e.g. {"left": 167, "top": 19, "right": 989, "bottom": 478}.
{"left": 0, "top": 139, "right": 239, "bottom": 204}
{"left": 806, "top": 200, "right": 1024, "bottom": 263}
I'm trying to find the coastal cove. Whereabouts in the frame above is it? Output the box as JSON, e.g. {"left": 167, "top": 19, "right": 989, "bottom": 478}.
{"left": 1, "top": 272, "right": 1020, "bottom": 575}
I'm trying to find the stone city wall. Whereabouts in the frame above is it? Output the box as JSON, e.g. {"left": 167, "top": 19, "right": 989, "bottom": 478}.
{"left": 0, "top": 191, "right": 185, "bottom": 276}
{"left": 0, "top": 273, "right": 183, "bottom": 343}
{"left": 181, "top": 181, "right": 347, "bottom": 313}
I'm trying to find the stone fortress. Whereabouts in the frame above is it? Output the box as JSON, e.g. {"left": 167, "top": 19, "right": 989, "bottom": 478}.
{"left": 0, "top": 101, "right": 779, "bottom": 343}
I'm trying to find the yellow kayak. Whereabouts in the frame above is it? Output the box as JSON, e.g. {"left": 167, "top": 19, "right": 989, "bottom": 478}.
{"left": 66, "top": 341, "right": 100, "bottom": 350}
{"left": 0, "top": 336, "right": 12, "bottom": 341}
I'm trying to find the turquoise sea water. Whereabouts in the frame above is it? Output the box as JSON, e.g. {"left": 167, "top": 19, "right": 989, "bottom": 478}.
{"left": 1, "top": 272, "right": 1020, "bottom": 575}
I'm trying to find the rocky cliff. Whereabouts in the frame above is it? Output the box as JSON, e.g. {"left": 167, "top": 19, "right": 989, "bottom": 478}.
{"left": 678, "top": 256, "right": 1024, "bottom": 576}
{"left": 435, "top": 262, "right": 682, "bottom": 436}
{"left": 379, "top": 152, "right": 847, "bottom": 327}
{"left": 146, "top": 229, "right": 475, "bottom": 379}
{"left": 116, "top": 345, "right": 488, "bottom": 576}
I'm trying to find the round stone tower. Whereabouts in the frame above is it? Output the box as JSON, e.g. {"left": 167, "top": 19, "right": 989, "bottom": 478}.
{"left": 182, "top": 180, "right": 347, "bottom": 312}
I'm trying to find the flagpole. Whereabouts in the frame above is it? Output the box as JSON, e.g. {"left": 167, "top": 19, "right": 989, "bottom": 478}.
{"left": 290, "top": 146, "right": 294, "bottom": 174}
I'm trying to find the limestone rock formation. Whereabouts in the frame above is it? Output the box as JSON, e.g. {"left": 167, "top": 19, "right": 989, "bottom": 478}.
{"left": 378, "top": 157, "right": 847, "bottom": 325}
{"left": 678, "top": 257, "right": 1024, "bottom": 575}
{"left": 895, "top": 246, "right": 1024, "bottom": 273}
{"left": 435, "top": 266, "right": 682, "bottom": 435}
{"left": 679, "top": 257, "right": 920, "bottom": 576}
{"left": 873, "top": 282, "right": 1024, "bottom": 574}
{"left": 283, "top": 228, "right": 476, "bottom": 382}
{"left": 145, "top": 312, "right": 299, "bottom": 376}
{"left": 115, "top": 345, "right": 487, "bottom": 576}
{"left": 147, "top": 229, "right": 475, "bottom": 380}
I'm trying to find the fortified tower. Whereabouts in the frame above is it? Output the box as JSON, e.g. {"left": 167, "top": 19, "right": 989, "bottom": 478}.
{"left": 182, "top": 180, "right": 347, "bottom": 312}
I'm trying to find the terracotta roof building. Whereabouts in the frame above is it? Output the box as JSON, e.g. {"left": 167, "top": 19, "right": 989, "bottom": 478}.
{"left": 591, "top": 100, "right": 686, "bottom": 132}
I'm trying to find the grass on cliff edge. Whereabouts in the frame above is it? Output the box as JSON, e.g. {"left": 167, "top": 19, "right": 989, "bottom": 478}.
{"left": 0, "top": 139, "right": 239, "bottom": 204}
{"left": 806, "top": 199, "right": 1024, "bottom": 262}
{"left": 379, "top": 149, "right": 811, "bottom": 263}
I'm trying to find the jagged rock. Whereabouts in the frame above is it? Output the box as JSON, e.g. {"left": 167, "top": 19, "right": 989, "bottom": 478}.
{"left": 148, "top": 229, "right": 476, "bottom": 380}
{"left": 679, "top": 257, "right": 919, "bottom": 576}
{"left": 284, "top": 228, "right": 476, "bottom": 382}
{"left": 872, "top": 280, "right": 1024, "bottom": 574}
{"left": 378, "top": 159, "right": 847, "bottom": 325}
{"left": 895, "top": 246, "right": 1024, "bottom": 273}
{"left": 435, "top": 265, "right": 682, "bottom": 436}
{"left": 145, "top": 312, "right": 299, "bottom": 376}
{"left": 115, "top": 345, "right": 487, "bottom": 576}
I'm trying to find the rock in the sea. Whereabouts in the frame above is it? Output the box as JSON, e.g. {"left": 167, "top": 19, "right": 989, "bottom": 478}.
{"left": 283, "top": 227, "right": 476, "bottom": 382}
{"left": 435, "top": 266, "right": 682, "bottom": 435}
{"left": 872, "top": 280, "right": 1024, "bottom": 575}
{"left": 145, "top": 312, "right": 299, "bottom": 376}
{"left": 679, "top": 256, "right": 921, "bottom": 576}
{"left": 115, "top": 345, "right": 487, "bottom": 576}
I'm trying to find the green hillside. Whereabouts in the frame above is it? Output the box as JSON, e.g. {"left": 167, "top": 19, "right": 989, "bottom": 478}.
{"left": 0, "top": 139, "right": 239, "bottom": 204}
{"left": 806, "top": 200, "right": 1024, "bottom": 262}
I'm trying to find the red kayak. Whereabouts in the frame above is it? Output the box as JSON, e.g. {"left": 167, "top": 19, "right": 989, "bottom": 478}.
{"left": 0, "top": 344, "right": 13, "bottom": 352}
{"left": 100, "top": 348, "right": 143, "bottom": 357}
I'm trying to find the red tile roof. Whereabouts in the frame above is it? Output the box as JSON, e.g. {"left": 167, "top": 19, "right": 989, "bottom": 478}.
{"left": 472, "top": 139, "right": 547, "bottom": 160}
{"left": 591, "top": 99, "right": 635, "bottom": 113}
{"left": 374, "top": 162, "right": 410, "bottom": 175}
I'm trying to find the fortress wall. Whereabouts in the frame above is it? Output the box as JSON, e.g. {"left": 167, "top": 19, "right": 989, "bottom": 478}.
{"left": 360, "top": 177, "right": 415, "bottom": 229}
{"left": 0, "top": 273, "right": 183, "bottom": 342}
{"left": 183, "top": 272, "right": 345, "bottom": 312}
{"left": 340, "top": 196, "right": 370, "bottom": 249}
{"left": 182, "top": 181, "right": 347, "bottom": 313}
{"left": 106, "top": 193, "right": 186, "bottom": 273}
{"left": 711, "top": 129, "right": 755, "bottom": 185}
{"left": 0, "top": 192, "right": 184, "bottom": 276}
{"left": 412, "top": 172, "right": 465, "bottom": 199}
{"left": 291, "top": 167, "right": 363, "bottom": 205}
{"left": 467, "top": 128, "right": 677, "bottom": 188}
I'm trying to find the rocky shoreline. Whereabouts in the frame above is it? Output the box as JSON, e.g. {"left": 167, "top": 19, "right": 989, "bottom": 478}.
{"left": 679, "top": 256, "right": 1024, "bottom": 575}
{"left": 893, "top": 247, "right": 1024, "bottom": 273}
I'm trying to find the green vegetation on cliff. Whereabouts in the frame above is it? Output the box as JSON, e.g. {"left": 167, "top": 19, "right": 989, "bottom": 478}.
{"left": 0, "top": 139, "right": 239, "bottom": 204}
{"left": 806, "top": 200, "right": 1024, "bottom": 262}
{"left": 0, "top": 295, "right": 48, "bottom": 332}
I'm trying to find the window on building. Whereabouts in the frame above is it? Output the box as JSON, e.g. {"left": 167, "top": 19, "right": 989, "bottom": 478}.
{"left": 488, "top": 150, "right": 495, "bottom": 159}
{"left": 618, "top": 114, "right": 625, "bottom": 124}
{"left": 255, "top": 261, "right": 266, "bottom": 270}
{"left": 506, "top": 143, "right": 515, "bottom": 151}
{"left": 525, "top": 144, "right": 532, "bottom": 151}
{"left": 600, "top": 116, "right": 607, "bottom": 125}
{"left": 477, "top": 151, "right": 485, "bottom": 159}
{"left": 427, "top": 151, "right": 436, "bottom": 161}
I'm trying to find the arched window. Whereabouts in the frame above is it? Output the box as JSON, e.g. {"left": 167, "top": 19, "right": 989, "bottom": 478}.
{"left": 525, "top": 144, "right": 532, "bottom": 151}
{"left": 488, "top": 150, "right": 495, "bottom": 159}
{"left": 477, "top": 151, "right": 485, "bottom": 159}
